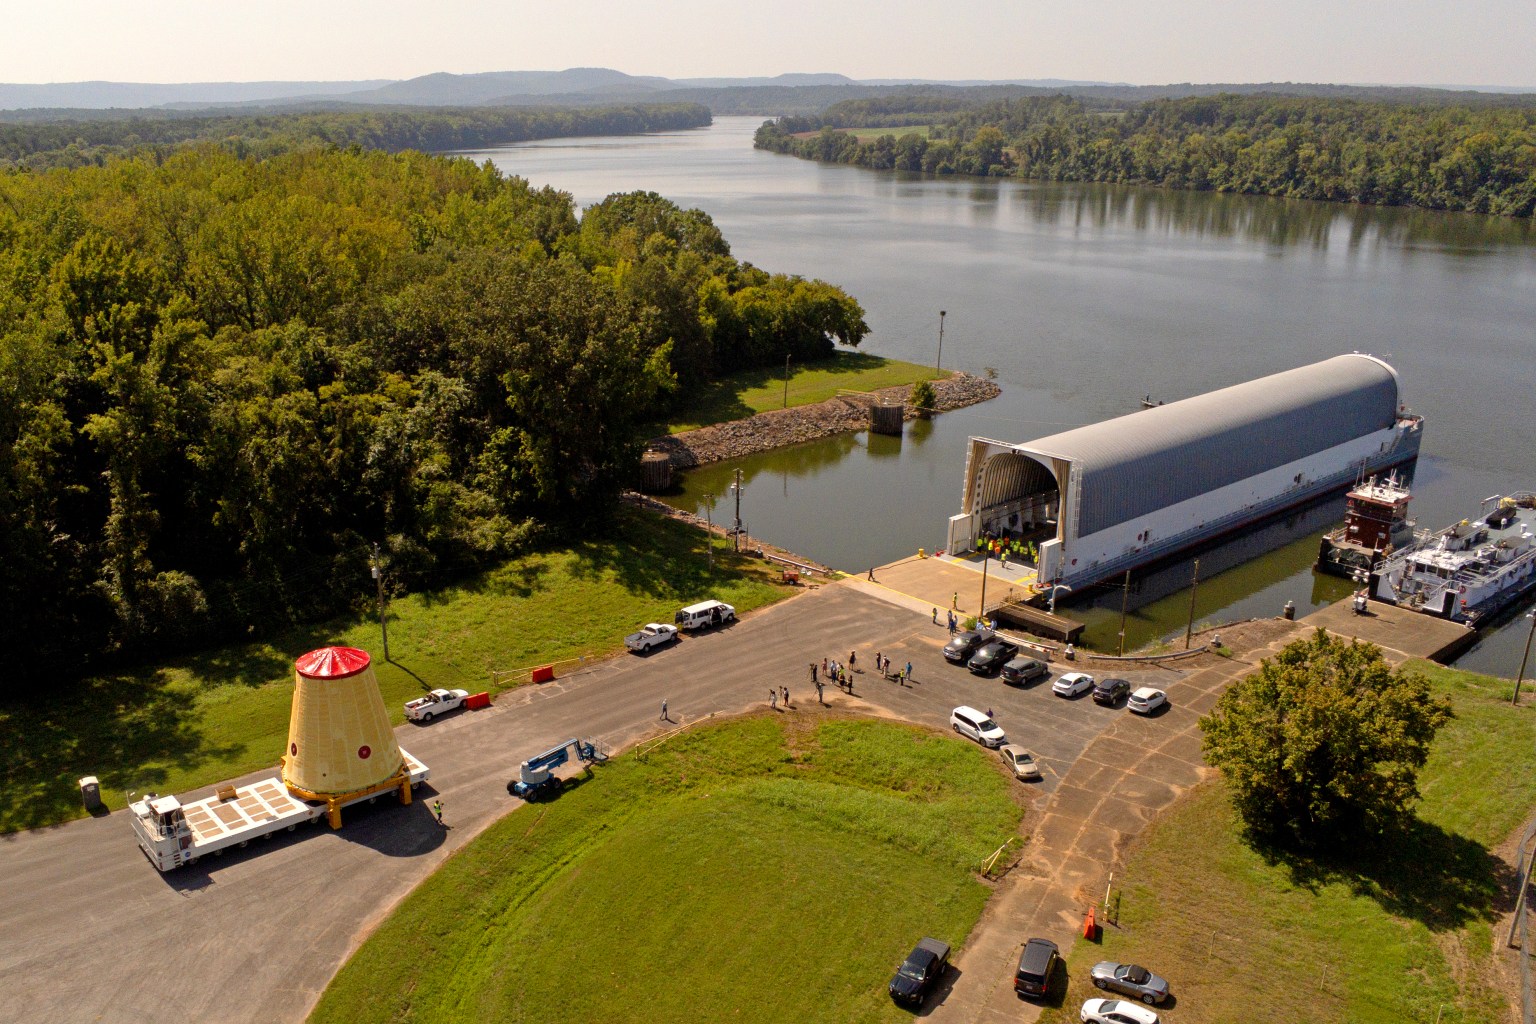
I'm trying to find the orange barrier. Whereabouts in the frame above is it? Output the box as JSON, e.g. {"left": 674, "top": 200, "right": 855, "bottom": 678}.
{"left": 530, "top": 665, "right": 555, "bottom": 684}
{"left": 1083, "top": 904, "right": 1098, "bottom": 940}
{"left": 464, "top": 692, "right": 491, "bottom": 710}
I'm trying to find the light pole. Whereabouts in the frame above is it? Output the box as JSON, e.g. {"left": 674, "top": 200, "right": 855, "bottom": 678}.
{"left": 936, "top": 310, "right": 947, "bottom": 374}
{"left": 371, "top": 543, "right": 390, "bottom": 662}
{"left": 978, "top": 542, "right": 991, "bottom": 624}
{"left": 1514, "top": 610, "right": 1536, "bottom": 705}
{"left": 1183, "top": 558, "right": 1201, "bottom": 650}
{"left": 730, "top": 468, "right": 744, "bottom": 553}
{"left": 702, "top": 494, "right": 714, "bottom": 571}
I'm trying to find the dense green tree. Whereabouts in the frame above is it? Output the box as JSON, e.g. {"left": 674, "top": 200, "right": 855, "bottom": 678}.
{"left": 0, "top": 143, "right": 866, "bottom": 689}
{"left": 1199, "top": 629, "right": 1453, "bottom": 849}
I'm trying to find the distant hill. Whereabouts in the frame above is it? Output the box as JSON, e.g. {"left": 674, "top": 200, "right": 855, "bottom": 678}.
{"left": 0, "top": 79, "right": 389, "bottom": 110}
{"left": 3, "top": 68, "right": 1534, "bottom": 114}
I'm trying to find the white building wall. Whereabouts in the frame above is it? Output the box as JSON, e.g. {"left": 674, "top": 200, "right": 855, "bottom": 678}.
{"left": 1056, "top": 426, "right": 1402, "bottom": 581}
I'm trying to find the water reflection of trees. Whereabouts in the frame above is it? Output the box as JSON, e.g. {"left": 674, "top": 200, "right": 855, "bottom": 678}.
{"left": 1023, "top": 182, "right": 1535, "bottom": 251}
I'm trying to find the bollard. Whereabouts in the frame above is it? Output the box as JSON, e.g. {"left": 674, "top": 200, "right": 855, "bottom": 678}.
{"left": 1283, "top": 600, "right": 1296, "bottom": 620}
{"left": 918, "top": 548, "right": 926, "bottom": 559}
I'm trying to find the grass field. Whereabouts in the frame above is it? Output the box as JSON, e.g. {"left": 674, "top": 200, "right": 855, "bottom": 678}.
{"left": 658, "top": 351, "right": 945, "bottom": 433}
{"left": 1038, "top": 659, "right": 1534, "bottom": 1024}
{"left": 0, "top": 506, "right": 787, "bottom": 833}
{"left": 846, "top": 125, "right": 935, "bottom": 142}
{"left": 308, "top": 715, "right": 1025, "bottom": 1024}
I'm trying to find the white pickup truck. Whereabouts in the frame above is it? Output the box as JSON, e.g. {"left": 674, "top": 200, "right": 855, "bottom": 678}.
{"left": 624, "top": 623, "right": 679, "bottom": 652}
{"left": 404, "top": 688, "right": 469, "bottom": 721}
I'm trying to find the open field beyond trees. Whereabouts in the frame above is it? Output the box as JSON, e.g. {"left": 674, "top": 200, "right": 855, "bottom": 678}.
{"left": 1038, "top": 659, "right": 1535, "bottom": 1024}
{"left": 308, "top": 714, "right": 1025, "bottom": 1024}
{"left": 659, "top": 351, "right": 947, "bottom": 433}
{"left": 0, "top": 507, "right": 787, "bottom": 834}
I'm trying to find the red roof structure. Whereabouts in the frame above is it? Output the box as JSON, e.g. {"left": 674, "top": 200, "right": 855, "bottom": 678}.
{"left": 294, "top": 646, "right": 371, "bottom": 680}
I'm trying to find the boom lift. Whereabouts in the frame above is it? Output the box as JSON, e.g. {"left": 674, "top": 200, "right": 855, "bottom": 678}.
{"left": 508, "top": 738, "right": 606, "bottom": 800}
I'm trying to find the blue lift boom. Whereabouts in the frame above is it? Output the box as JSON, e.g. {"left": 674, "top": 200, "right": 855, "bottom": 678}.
{"left": 509, "top": 738, "right": 603, "bottom": 800}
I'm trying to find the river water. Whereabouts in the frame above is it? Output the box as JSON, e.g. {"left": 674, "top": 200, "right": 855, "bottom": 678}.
{"left": 461, "top": 117, "right": 1536, "bottom": 674}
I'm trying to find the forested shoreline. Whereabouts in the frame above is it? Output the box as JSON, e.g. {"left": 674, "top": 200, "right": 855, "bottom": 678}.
{"left": 0, "top": 147, "right": 865, "bottom": 689}
{"left": 0, "top": 101, "right": 711, "bottom": 170}
{"left": 755, "top": 94, "right": 1536, "bottom": 216}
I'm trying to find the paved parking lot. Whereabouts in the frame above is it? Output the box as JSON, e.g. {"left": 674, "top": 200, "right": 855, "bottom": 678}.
{"left": 0, "top": 580, "right": 1223, "bottom": 1024}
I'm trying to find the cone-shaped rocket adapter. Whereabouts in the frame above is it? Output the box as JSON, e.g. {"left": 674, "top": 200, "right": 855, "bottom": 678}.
{"left": 283, "top": 646, "right": 403, "bottom": 799}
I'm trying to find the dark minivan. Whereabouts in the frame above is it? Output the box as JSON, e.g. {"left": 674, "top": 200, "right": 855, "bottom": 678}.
{"left": 1092, "top": 678, "right": 1132, "bottom": 706}
{"left": 1014, "top": 936, "right": 1060, "bottom": 998}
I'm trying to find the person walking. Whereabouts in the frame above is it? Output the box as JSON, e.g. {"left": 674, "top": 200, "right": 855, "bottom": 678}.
{"left": 770, "top": 688, "right": 778, "bottom": 709}
{"left": 867, "top": 566, "right": 875, "bottom": 581}
{"left": 816, "top": 680, "right": 825, "bottom": 704}
{"left": 875, "top": 651, "right": 882, "bottom": 674}
{"left": 822, "top": 657, "right": 828, "bottom": 677}
{"left": 905, "top": 661, "right": 913, "bottom": 683}
{"left": 849, "top": 650, "right": 857, "bottom": 669}
{"left": 432, "top": 799, "right": 445, "bottom": 826}
{"left": 952, "top": 591, "right": 959, "bottom": 609}
{"left": 783, "top": 686, "right": 791, "bottom": 707}
{"left": 660, "top": 699, "right": 669, "bottom": 722}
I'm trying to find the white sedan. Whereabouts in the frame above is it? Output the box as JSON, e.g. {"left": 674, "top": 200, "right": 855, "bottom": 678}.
{"left": 1052, "top": 672, "right": 1095, "bottom": 698}
{"left": 1127, "top": 687, "right": 1168, "bottom": 714}
{"left": 1080, "top": 997, "right": 1160, "bottom": 1024}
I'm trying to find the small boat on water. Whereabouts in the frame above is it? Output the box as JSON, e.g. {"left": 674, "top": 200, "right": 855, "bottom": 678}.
{"left": 1369, "top": 493, "right": 1536, "bottom": 624}
{"left": 1316, "top": 473, "right": 1417, "bottom": 578}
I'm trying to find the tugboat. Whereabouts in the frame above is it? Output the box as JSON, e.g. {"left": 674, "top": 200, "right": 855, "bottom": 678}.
{"left": 1369, "top": 493, "right": 1536, "bottom": 624}
{"left": 1316, "top": 474, "right": 1416, "bottom": 578}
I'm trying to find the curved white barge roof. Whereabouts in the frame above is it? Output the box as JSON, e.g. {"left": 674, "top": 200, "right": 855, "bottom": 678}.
{"left": 1018, "top": 354, "right": 1402, "bottom": 536}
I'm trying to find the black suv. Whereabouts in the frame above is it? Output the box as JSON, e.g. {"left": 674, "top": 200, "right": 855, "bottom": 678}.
{"left": 968, "top": 640, "right": 1019, "bottom": 675}
{"left": 943, "top": 630, "right": 990, "bottom": 663}
{"left": 1014, "top": 936, "right": 1060, "bottom": 998}
{"left": 1092, "top": 678, "right": 1132, "bottom": 706}
{"left": 889, "top": 937, "right": 950, "bottom": 1006}
{"left": 1001, "top": 656, "right": 1049, "bottom": 685}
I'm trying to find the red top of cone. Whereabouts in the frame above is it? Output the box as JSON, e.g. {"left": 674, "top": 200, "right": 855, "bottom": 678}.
{"left": 295, "top": 646, "right": 371, "bottom": 679}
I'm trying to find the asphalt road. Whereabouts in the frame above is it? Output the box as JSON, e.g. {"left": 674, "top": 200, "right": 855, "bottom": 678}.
{"left": 0, "top": 582, "right": 1185, "bottom": 1024}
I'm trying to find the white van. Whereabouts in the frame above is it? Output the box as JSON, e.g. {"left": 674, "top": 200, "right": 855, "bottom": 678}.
{"left": 674, "top": 599, "right": 736, "bottom": 631}
{"left": 950, "top": 705, "right": 1006, "bottom": 748}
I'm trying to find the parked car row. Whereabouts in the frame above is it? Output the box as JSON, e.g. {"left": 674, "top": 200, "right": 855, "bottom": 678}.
{"left": 1053, "top": 671, "right": 1168, "bottom": 714}
{"left": 891, "top": 929, "right": 1173, "bottom": 1019}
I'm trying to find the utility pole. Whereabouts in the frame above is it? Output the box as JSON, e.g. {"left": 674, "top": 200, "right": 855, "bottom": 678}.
{"left": 1514, "top": 611, "right": 1536, "bottom": 705}
{"left": 978, "top": 542, "right": 991, "bottom": 623}
{"left": 783, "top": 353, "right": 791, "bottom": 408}
{"left": 935, "top": 310, "right": 947, "bottom": 374}
{"left": 732, "top": 468, "right": 743, "bottom": 553}
{"left": 1184, "top": 558, "right": 1201, "bottom": 650}
{"left": 371, "top": 543, "right": 390, "bottom": 662}
{"left": 1118, "top": 569, "right": 1131, "bottom": 656}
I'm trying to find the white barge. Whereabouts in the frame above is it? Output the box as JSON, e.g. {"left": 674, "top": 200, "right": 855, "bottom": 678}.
{"left": 948, "top": 354, "right": 1423, "bottom": 594}
{"left": 1369, "top": 495, "right": 1536, "bottom": 624}
{"left": 130, "top": 750, "right": 429, "bottom": 871}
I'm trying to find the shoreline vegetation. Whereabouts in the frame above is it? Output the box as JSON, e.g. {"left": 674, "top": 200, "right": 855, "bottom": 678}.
{"left": 755, "top": 93, "right": 1536, "bottom": 218}
{"left": 0, "top": 101, "right": 713, "bottom": 170}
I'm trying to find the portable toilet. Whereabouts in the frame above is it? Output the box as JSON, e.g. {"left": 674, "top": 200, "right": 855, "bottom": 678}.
{"left": 282, "top": 646, "right": 407, "bottom": 827}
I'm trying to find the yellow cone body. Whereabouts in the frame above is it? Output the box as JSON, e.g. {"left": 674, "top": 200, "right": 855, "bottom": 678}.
{"left": 283, "top": 646, "right": 403, "bottom": 797}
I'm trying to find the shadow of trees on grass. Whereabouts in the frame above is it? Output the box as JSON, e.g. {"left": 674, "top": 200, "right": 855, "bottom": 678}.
{"left": 1253, "top": 814, "right": 1514, "bottom": 933}
{"left": 0, "top": 668, "right": 241, "bottom": 832}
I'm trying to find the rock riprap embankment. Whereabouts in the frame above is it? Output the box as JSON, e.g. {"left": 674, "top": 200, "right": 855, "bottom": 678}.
{"left": 648, "top": 373, "right": 1000, "bottom": 468}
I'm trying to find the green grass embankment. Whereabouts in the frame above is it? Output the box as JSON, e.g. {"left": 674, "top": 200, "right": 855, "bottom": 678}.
{"left": 309, "top": 715, "right": 1025, "bottom": 1024}
{"left": 1039, "top": 659, "right": 1536, "bottom": 1024}
{"left": 660, "top": 351, "right": 946, "bottom": 433}
{"left": 0, "top": 506, "right": 786, "bottom": 833}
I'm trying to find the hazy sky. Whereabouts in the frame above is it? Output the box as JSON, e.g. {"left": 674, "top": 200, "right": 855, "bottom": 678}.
{"left": 7, "top": 0, "right": 1534, "bottom": 88}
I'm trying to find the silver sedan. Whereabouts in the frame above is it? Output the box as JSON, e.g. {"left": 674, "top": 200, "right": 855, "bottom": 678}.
{"left": 1089, "top": 961, "right": 1170, "bottom": 1005}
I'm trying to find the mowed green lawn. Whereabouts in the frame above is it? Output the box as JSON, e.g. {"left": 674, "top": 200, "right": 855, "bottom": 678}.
{"left": 659, "top": 351, "right": 946, "bottom": 433}
{"left": 309, "top": 716, "right": 1025, "bottom": 1024}
{"left": 0, "top": 506, "right": 786, "bottom": 833}
{"left": 1038, "top": 660, "right": 1535, "bottom": 1024}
